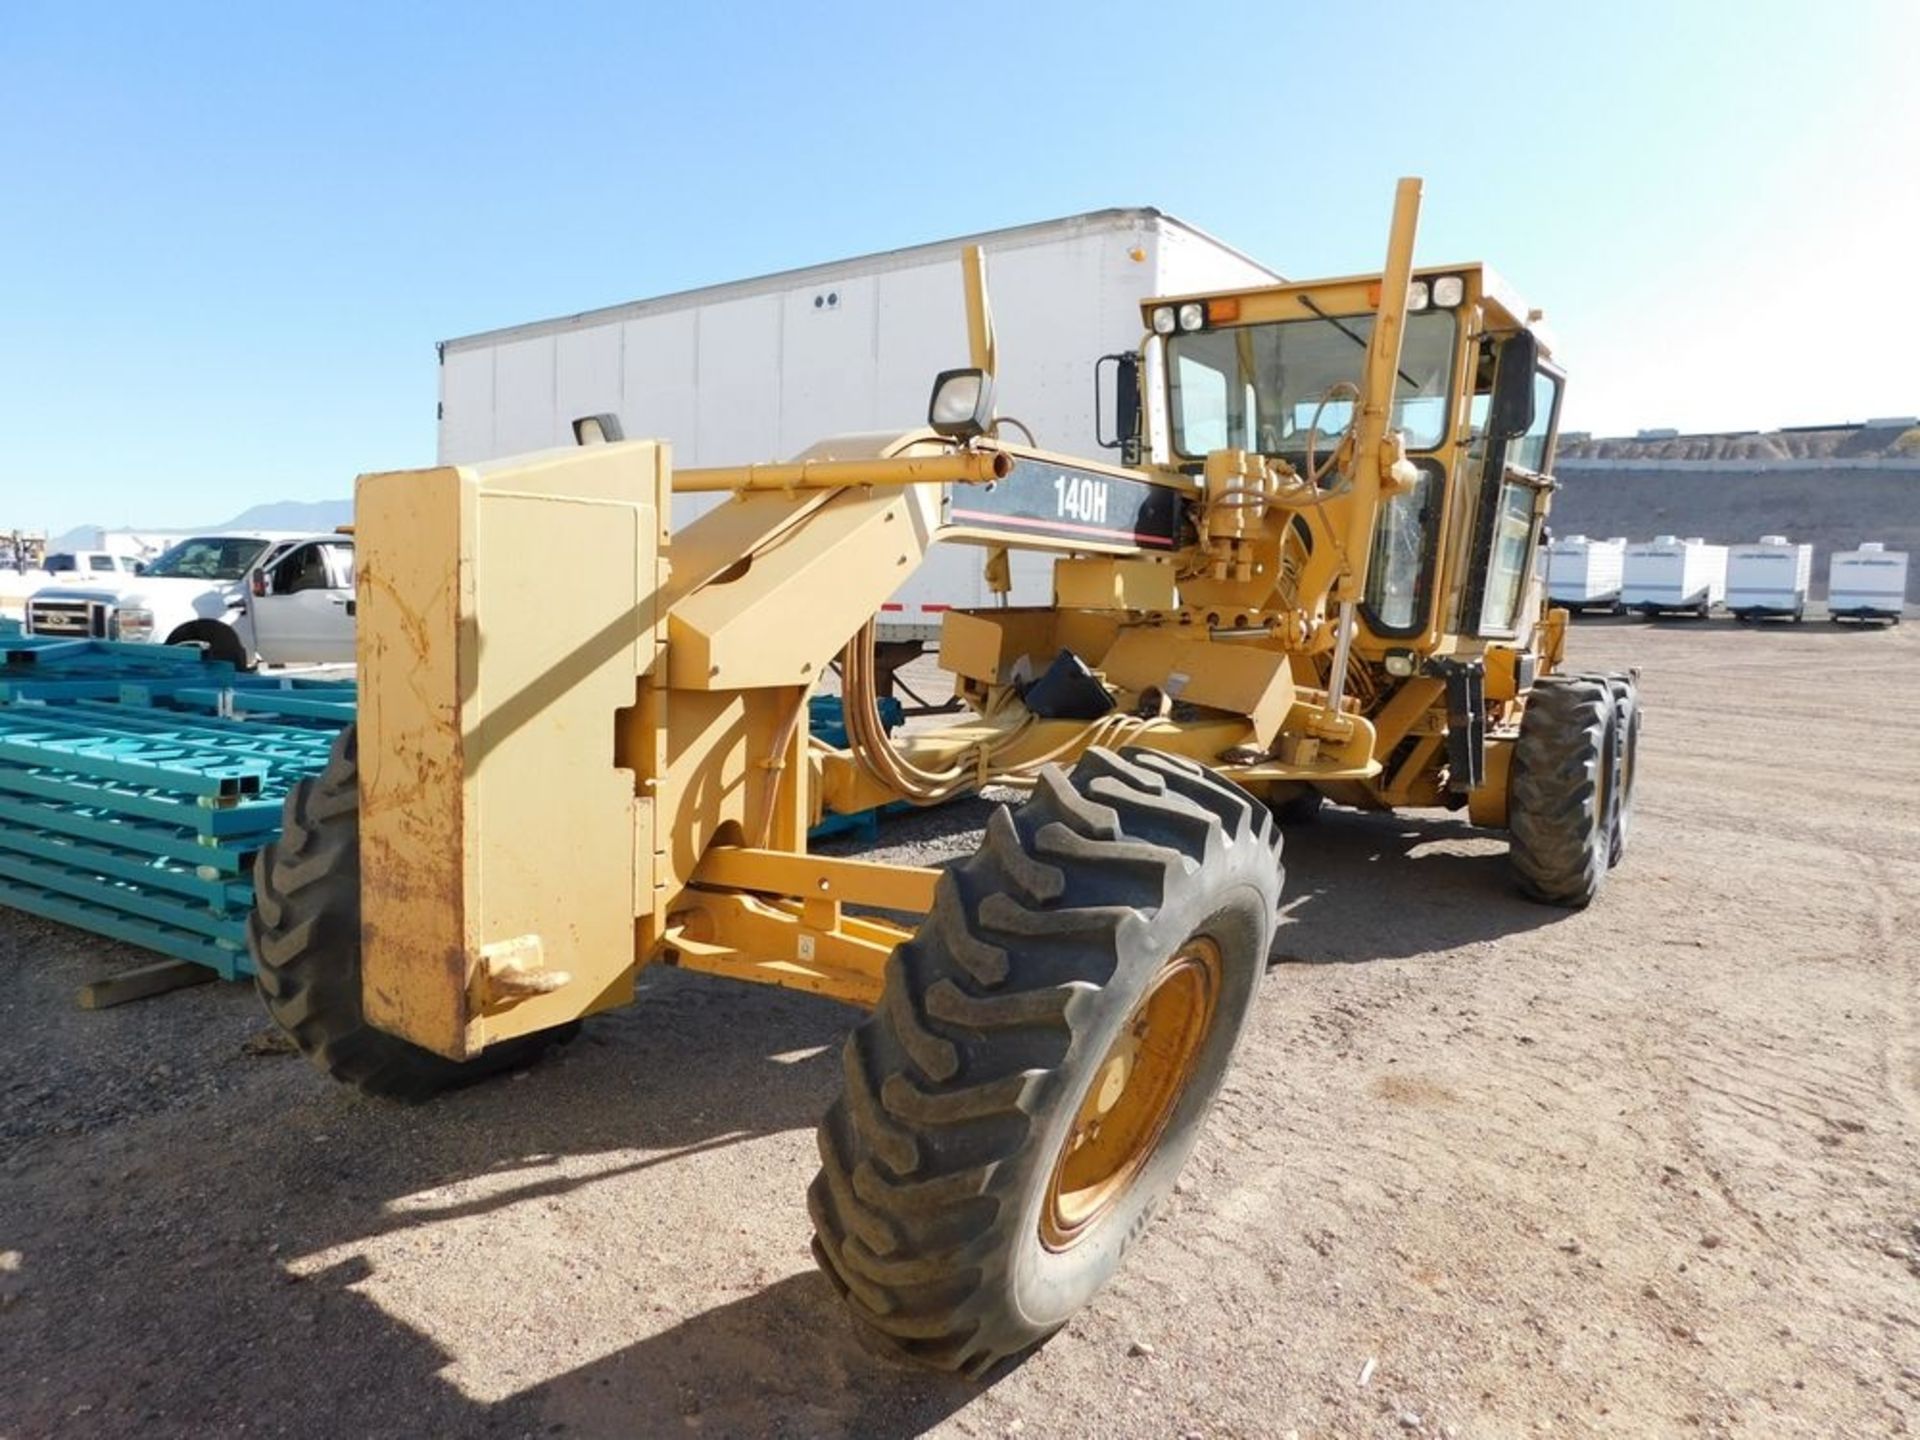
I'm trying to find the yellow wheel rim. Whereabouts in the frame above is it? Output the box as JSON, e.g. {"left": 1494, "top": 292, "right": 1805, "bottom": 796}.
{"left": 1039, "top": 936, "right": 1222, "bottom": 1252}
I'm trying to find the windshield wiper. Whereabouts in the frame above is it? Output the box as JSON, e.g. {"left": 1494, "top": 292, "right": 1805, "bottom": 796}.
{"left": 1298, "top": 292, "right": 1416, "bottom": 390}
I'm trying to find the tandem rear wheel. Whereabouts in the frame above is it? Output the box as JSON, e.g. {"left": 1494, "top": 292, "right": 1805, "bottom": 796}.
{"left": 1507, "top": 672, "right": 1638, "bottom": 907}
{"left": 809, "top": 747, "right": 1283, "bottom": 1375}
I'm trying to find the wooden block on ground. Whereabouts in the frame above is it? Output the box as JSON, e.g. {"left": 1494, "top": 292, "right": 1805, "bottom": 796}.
{"left": 77, "top": 959, "right": 217, "bottom": 1010}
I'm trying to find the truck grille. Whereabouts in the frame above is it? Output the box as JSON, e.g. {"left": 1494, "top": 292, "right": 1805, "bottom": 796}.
{"left": 26, "top": 599, "right": 110, "bottom": 638}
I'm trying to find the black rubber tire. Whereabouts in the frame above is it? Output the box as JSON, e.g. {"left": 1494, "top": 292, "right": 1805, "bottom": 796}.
{"left": 1508, "top": 676, "right": 1615, "bottom": 907}
{"left": 809, "top": 747, "right": 1283, "bottom": 1375}
{"left": 167, "top": 619, "right": 253, "bottom": 671}
{"left": 247, "top": 726, "right": 573, "bottom": 1100}
{"left": 1603, "top": 675, "right": 1639, "bottom": 868}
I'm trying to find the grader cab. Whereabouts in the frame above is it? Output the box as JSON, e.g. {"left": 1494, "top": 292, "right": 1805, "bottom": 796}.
{"left": 248, "top": 178, "right": 1638, "bottom": 1374}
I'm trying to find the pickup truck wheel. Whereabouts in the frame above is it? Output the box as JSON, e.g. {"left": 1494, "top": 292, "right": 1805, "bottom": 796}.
{"left": 166, "top": 619, "right": 252, "bottom": 672}
{"left": 247, "top": 726, "right": 574, "bottom": 1100}
{"left": 809, "top": 747, "right": 1283, "bottom": 1375}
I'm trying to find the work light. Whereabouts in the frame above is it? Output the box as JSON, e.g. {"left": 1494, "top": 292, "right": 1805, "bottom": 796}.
{"left": 928, "top": 368, "right": 995, "bottom": 440}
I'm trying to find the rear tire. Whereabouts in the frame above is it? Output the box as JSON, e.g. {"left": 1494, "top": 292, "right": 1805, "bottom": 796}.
{"left": 1602, "top": 675, "right": 1639, "bottom": 868}
{"left": 809, "top": 747, "right": 1283, "bottom": 1375}
{"left": 1508, "top": 677, "right": 1614, "bottom": 907}
{"left": 247, "top": 726, "right": 573, "bottom": 1100}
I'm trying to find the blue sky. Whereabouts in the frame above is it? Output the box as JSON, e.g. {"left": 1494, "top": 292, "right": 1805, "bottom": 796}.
{"left": 2, "top": 0, "right": 1915, "bottom": 531}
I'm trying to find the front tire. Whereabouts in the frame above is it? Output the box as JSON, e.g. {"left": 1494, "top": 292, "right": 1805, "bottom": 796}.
{"left": 809, "top": 747, "right": 1283, "bottom": 1375}
{"left": 1508, "top": 677, "right": 1615, "bottom": 907}
{"left": 247, "top": 726, "right": 572, "bottom": 1100}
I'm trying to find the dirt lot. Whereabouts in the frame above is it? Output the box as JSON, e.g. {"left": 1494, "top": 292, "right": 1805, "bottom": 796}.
{"left": 3, "top": 620, "right": 1918, "bottom": 1439}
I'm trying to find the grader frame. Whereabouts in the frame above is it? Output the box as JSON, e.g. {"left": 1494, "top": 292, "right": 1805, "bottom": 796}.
{"left": 344, "top": 177, "right": 1571, "bottom": 1060}
{"left": 254, "top": 177, "right": 1634, "bottom": 1371}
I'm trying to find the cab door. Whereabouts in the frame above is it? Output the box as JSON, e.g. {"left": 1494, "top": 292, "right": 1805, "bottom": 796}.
{"left": 1462, "top": 334, "right": 1564, "bottom": 640}
{"left": 248, "top": 540, "right": 356, "bottom": 663}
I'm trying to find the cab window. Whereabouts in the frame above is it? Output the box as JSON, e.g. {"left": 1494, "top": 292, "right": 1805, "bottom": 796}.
{"left": 1474, "top": 366, "right": 1562, "bottom": 633}
{"left": 1507, "top": 369, "right": 1559, "bottom": 475}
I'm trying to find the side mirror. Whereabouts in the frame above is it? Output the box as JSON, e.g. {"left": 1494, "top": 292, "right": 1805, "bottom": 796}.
{"left": 1094, "top": 353, "right": 1141, "bottom": 463}
{"left": 1490, "top": 330, "right": 1539, "bottom": 440}
{"left": 251, "top": 572, "right": 269, "bottom": 598}
{"left": 927, "top": 368, "right": 994, "bottom": 440}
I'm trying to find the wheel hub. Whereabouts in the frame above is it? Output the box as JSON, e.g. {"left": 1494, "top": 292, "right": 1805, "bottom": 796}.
{"left": 1040, "top": 936, "right": 1222, "bottom": 1252}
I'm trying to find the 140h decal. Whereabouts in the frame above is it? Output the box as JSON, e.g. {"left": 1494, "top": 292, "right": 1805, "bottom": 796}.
{"left": 944, "top": 457, "right": 1184, "bottom": 550}
{"left": 1053, "top": 473, "right": 1110, "bottom": 525}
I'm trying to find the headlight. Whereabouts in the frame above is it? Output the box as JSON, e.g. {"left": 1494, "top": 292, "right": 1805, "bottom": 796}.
{"left": 1431, "top": 274, "right": 1465, "bottom": 308}
{"left": 1177, "top": 302, "right": 1205, "bottom": 332}
{"left": 113, "top": 607, "right": 154, "bottom": 641}
{"left": 1150, "top": 305, "right": 1177, "bottom": 335}
{"left": 1406, "top": 280, "right": 1430, "bottom": 310}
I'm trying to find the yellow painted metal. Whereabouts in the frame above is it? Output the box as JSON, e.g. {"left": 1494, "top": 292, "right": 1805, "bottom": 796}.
{"left": 1483, "top": 646, "right": 1529, "bottom": 702}
{"left": 336, "top": 176, "right": 1575, "bottom": 1062}
{"left": 1053, "top": 556, "right": 1178, "bottom": 611}
{"left": 691, "top": 846, "right": 939, "bottom": 913}
{"left": 962, "top": 243, "right": 996, "bottom": 377}
{"left": 667, "top": 484, "right": 939, "bottom": 690}
{"left": 1468, "top": 738, "right": 1516, "bottom": 827}
{"left": 938, "top": 607, "right": 1122, "bottom": 687}
{"left": 1040, "top": 935, "right": 1220, "bottom": 1251}
{"left": 664, "top": 890, "right": 910, "bottom": 1008}
{"left": 1335, "top": 176, "right": 1423, "bottom": 607}
{"left": 1099, "top": 627, "right": 1296, "bottom": 749}
{"left": 355, "top": 442, "right": 669, "bottom": 1059}
{"left": 674, "top": 448, "right": 1010, "bottom": 495}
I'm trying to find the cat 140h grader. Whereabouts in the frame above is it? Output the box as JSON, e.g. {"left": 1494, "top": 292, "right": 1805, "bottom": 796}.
{"left": 248, "top": 177, "right": 1638, "bottom": 1374}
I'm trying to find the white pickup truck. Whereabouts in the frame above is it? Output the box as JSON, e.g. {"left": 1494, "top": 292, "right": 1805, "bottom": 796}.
{"left": 24, "top": 531, "right": 356, "bottom": 668}
{"left": 43, "top": 550, "right": 146, "bottom": 584}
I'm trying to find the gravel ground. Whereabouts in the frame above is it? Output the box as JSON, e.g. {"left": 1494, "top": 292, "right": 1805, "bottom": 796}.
{"left": 2, "top": 618, "right": 1918, "bottom": 1438}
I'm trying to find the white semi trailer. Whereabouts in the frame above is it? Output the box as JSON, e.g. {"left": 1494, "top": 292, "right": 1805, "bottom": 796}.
{"left": 435, "top": 209, "right": 1278, "bottom": 643}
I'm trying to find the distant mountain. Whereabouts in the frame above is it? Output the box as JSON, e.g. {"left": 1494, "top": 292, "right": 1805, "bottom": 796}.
{"left": 209, "top": 499, "right": 354, "bottom": 532}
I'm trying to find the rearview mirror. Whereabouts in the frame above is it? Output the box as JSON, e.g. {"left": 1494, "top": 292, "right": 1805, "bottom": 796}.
{"left": 1093, "top": 353, "right": 1141, "bottom": 464}
{"left": 1490, "top": 330, "right": 1539, "bottom": 439}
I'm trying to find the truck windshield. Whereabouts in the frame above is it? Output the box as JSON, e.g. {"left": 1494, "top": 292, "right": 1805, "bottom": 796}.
{"left": 1166, "top": 310, "right": 1457, "bottom": 460}
{"left": 143, "top": 536, "right": 273, "bottom": 581}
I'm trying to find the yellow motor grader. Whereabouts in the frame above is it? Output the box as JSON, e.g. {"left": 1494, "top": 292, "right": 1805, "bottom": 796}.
{"left": 248, "top": 178, "right": 1637, "bottom": 1374}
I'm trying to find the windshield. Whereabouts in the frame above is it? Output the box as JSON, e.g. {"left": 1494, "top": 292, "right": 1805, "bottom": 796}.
{"left": 142, "top": 536, "right": 273, "bottom": 581}
{"left": 1166, "top": 309, "right": 1458, "bottom": 459}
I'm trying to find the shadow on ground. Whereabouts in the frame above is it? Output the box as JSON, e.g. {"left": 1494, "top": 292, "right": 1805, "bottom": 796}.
{"left": 1273, "top": 805, "right": 1563, "bottom": 963}
{"left": 0, "top": 960, "right": 984, "bottom": 1439}
{"left": 2, "top": 793, "right": 1558, "bottom": 1439}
